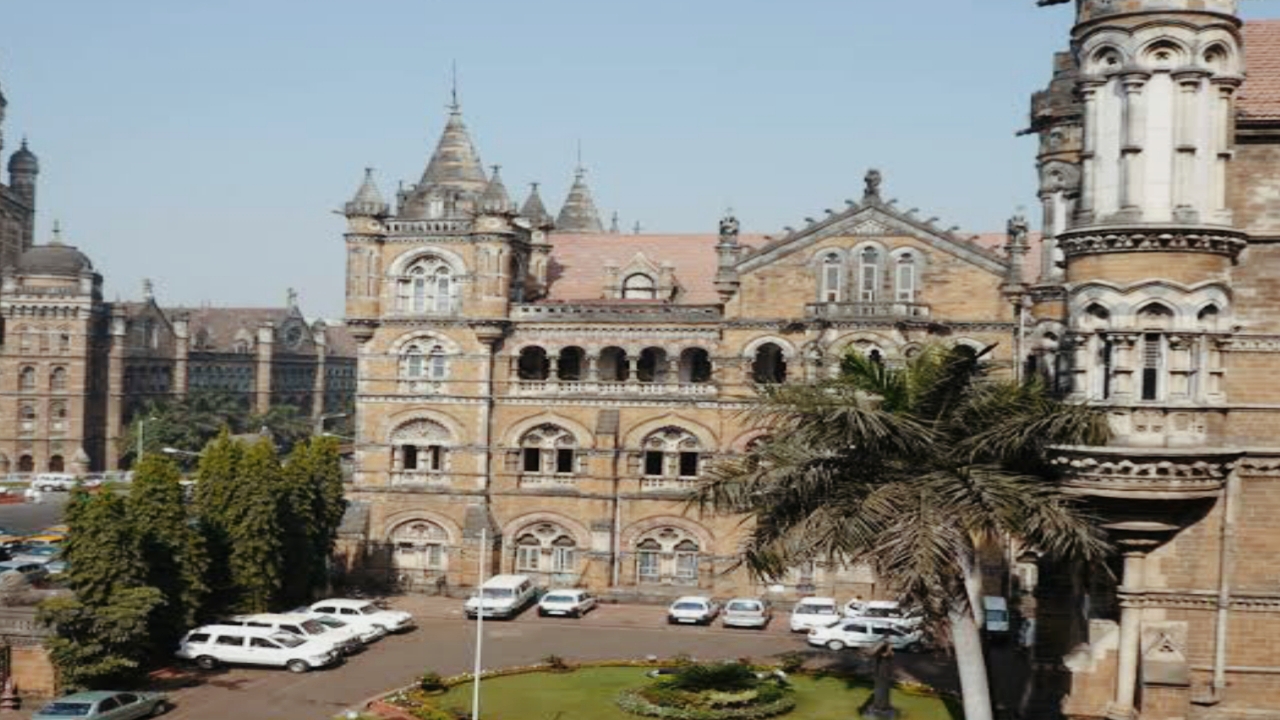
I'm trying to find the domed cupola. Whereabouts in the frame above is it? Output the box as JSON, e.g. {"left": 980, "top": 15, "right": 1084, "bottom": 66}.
{"left": 17, "top": 222, "right": 93, "bottom": 276}
{"left": 7, "top": 138, "right": 37, "bottom": 176}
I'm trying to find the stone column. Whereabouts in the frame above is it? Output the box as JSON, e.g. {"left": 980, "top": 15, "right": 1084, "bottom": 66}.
{"left": 1109, "top": 551, "right": 1147, "bottom": 720}
{"left": 104, "top": 310, "right": 127, "bottom": 470}
{"left": 172, "top": 314, "right": 189, "bottom": 399}
{"left": 312, "top": 325, "right": 328, "bottom": 419}
{"left": 1172, "top": 70, "right": 1207, "bottom": 218}
{"left": 1077, "top": 78, "right": 1105, "bottom": 224}
{"left": 254, "top": 322, "right": 274, "bottom": 414}
{"left": 586, "top": 355, "right": 599, "bottom": 382}
{"left": 1210, "top": 77, "right": 1241, "bottom": 222}
{"left": 1119, "top": 73, "right": 1150, "bottom": 216}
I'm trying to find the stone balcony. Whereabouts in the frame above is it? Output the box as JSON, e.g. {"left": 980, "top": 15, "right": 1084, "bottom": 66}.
{"left": 510, "top": 380, "right": 718, "bottom": 398}
{"left": 805, "top": 301, "right": 931, "bottom": 320}
{"left": 518, "top": 474, "right": 577, "bottom": 490}
{"left": 1050, "top": 446, "right": 1240, "bottom": 501}
{"left": 639, "top": 477, "right": 699, "bottom": 493}
{"left": 512, "top": 303, "right": 722, "bottom": 322}
{"left": 390, "top": 472, "right": 452, "bottom": 489}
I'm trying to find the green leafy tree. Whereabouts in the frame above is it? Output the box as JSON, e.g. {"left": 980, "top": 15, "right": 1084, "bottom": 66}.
{"left": 194, "top": 429, "right": 244, "bottom": 615}
{"left": 128, "top": 454, "right": 208, "bottom": 651}
{"left": 122, "top": 391, "right": 246, "bottom": 467}
{"left": 227, "top": 437, "right": 283, "bottom": 612}
{"left": 278, "top": 442, "right": 320, "bottom": 607}
{"left": 695, "top": 344, "right": 1111, "bottom": 720}
{"left": 248, "top": 404, "right": 313, "bottom": 455}
{"left": 310, "top": 435, "right": 348, "bottom": 584}
{"left": 39, "top": 587, "right": 165, "bottom": 690}
{"left": 61, "top": 490, "right": 145, "bottom": 607}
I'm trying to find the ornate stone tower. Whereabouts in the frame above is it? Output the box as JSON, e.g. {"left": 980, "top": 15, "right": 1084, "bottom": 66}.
{"left": 1030, "top": 2, "right": 1250, "bottom": 718}
{"left": 0, "top": 71, "right": 37, "bottom": 274}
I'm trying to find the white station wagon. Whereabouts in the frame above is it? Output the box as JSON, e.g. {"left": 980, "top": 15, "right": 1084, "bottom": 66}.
{"left": 537, "top": 589, "right": 597, "bottom": 618}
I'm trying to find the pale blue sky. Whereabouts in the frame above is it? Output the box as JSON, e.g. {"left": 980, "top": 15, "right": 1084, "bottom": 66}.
{"left": 3, "top": 1, "right": 1276, "bottom": 316}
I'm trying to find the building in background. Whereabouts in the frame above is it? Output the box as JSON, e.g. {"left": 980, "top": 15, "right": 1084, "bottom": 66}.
{"left": 338, "top": 100, "right": 1032, "bottom": 600}
{"left": 0, "top": 76, "right": 37, "bottom": 275}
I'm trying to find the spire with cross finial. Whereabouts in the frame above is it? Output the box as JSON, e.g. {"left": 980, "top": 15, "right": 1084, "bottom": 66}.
{"left": 556, "top": 164, "right": 604, "bottom": 233}
{"left": 520, "top": 182, "right": 554, "bottom": 228}
{"left": 479, "top": 164, "right": 514, "bottom": 214}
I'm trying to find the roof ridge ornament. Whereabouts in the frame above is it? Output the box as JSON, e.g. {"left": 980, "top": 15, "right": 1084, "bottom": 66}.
{"left": 863, "top": 169, "right": 883, "bottom": 204}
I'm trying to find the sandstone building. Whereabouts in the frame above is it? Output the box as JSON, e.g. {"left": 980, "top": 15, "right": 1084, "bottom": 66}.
{"left": 0, "top": 77, "right": 37, "bottom": 277}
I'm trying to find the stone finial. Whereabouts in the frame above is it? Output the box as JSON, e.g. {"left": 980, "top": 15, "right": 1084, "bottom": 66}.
{"left": 287, "top": 287, "right": 299, "bottom": 308}
{"left": 610, "top": 211, "right": 620, "bottom": 234}
{"left": 50, "top": 220, "right": 64, "bottom": 246}
{"left": 142, "top": 278, "right": 154, "bottom": 301}
{"left": 863, "top": 168, "right": 883, "bottom": 202}
{"left": 718, "top": 212, "right": 740, "bottom": 245}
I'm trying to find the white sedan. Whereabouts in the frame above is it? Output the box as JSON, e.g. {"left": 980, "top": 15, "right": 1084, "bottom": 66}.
{"left": 301, "top": 599, "right": 415, "bottom": 634}
{"left": 808, "top": 618, "right": 924, "bottom": 652}
{"left": 537, "top": 589, "right": 597, "bottom": 618}
{"left": 789, "top": 597, "right": 842, "bottom": 633}
{"left": 667, "top": 596, "right": 720, "bottom": 625}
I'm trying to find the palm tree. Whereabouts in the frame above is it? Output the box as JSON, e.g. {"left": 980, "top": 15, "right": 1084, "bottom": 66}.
{"left": 695, "top": 344, "right": 1111, "bottom": 720}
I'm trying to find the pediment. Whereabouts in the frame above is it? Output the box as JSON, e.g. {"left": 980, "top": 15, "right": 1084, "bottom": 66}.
{"left": 737, "top": 201, "right": 1009, "bottom": 276}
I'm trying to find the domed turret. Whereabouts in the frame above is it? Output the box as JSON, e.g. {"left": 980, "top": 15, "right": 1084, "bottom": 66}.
{"left": 17, "top": 223, "right": 92, "bottom": 276}
{"left": 7, "top": 138, "right": 37, "bottom": 177}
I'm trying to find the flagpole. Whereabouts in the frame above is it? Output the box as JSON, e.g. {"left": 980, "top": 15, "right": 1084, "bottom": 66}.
{"left": 472, "top": 527, "right": 487, "bottom": 720}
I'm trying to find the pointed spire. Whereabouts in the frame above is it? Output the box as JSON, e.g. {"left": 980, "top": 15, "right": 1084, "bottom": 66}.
{"left": 142, "top": 278, "right": 154, "bottom": 301}
{"left": 479, "top": 165, "right": 514, "bottom": 215}
{"left": 50, "top": 220, "right": 63, "bottom": 246}
{"left": 556, "top": 167, "right": 604, "bottom": 233}
{"left": 520, "top": 182, "right": 554, "bottom": 228}
{"left": 401, "top": 88, "right": 488, "bottom": 219}
{"left": 344, "top": 167, "right": 389, "bottom": 217}
{"left": 609, "top": 211, "right": 620, "bottom": 234}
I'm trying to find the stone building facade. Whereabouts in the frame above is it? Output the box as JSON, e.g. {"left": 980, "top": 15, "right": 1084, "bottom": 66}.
{"left": 1024, "top": 1, "right": 1280, "bottom": 718}
{"left": 339, "top": 104, "right": 1031, "bottom": 600}
{"left": 0, "top": 77, "right": 37, "bottom": 276}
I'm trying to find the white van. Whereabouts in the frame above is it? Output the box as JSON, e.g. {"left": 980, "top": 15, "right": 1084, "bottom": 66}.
{"left": 223, "top": 613, "right": 365, "bottom": 655}
{"left": 464, "top": 574, "right": 537, "bottom": 619}
{"left": 175, "top": 624, "right": 339, "bottom": 673}
{"left": 982, "top": 596, "right": 1011, "bottom": 639}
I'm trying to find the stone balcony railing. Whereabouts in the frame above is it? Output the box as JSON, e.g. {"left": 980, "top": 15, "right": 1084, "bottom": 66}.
{"left": 511, "top": 381, "right": 717, "bottom": 397}
{"left": 639, "top": 477, "right": 699, "bottom": 493}
{"left": 518, "top": 474, "right": 577, "bottom": 490}
{"left": 385, "top": 219, "right": 474, "bottom": 235}
{"left": 390, "top": 472, "right": 451, "bottom": 488}
{"left": 512, "top": 303, "right": 722, "bottom": 322}
{"left": 805, "top": 301, "right": 931, "bottom": 320}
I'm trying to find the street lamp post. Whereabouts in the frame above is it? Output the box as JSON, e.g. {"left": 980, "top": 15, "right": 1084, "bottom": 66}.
{"left": 137, "top": 416, "right": 157, "bottom": 464}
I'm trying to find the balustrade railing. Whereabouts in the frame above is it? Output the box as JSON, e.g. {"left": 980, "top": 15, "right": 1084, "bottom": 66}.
{"left": 391, "top": 472, "right": 451, "bottom": 488}
{"left": 805, "top": 301, "right": 931, "bottom": 319}
{"left": 518, "top": 474, "right": 577, "bottom": 489}
{"left": 511, "top": 380, "right": 717, "bottom": 397}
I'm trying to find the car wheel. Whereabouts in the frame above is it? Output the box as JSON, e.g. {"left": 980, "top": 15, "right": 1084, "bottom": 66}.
{"left": 826, "top": 640, "right": 846, "bottom": 651}
{"left": 667, "top": 616, "right": 676, "bottom": 625}
{"left": 906, "top": 641, "right": 923, "bottom": 653}
{"left": 195, "top": 655, "right": 218, "bottom": 670}
{"left": 286, "top": 659, "right": 310, "bottom": 674}
{"left": 150, "top": 700, "right": 171, "bottom": 717}
{"left": 570, "top": 608, "right": 581, "bottom": 618}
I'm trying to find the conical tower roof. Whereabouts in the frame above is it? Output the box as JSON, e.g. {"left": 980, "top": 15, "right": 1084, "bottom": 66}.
{"left": 344, "top": 168, "right": 388, "bottom": 217}
{"left": 520, "top": 182, "right": 554, "bottom": 228}
{"left": 400, "top": 105, "right": 487, "bottom": 219}
{"left": 555, "top": 167, "right": 604, "bottom": 234}
{"left": 479, "top": 165, "right": 514, "bottom": 215}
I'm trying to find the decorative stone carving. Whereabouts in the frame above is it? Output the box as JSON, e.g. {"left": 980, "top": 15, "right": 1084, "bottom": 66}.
{"left": 1141, "top": 623, "right": 1190, "bottom": 687}
{"left": 1050, "top": 448, "right": 1238, "bottom": 499}
{"left": 1057, "top": 228, "right": 1247, "bottom": 260}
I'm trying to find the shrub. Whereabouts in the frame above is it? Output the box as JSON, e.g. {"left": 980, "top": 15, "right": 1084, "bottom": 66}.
{"left": 418, "top": 671, "right": 446, "bottom": 693}
{"left": 617, "top": 689, "right": 796, "bottom": 720}
{"left": 775, "top": 652, "right": 805, "bottom": 674}
{"left": 667, "top": 663, "right": 757, "bottom": 693}
{"left": 542, "top": 654, "right": 570, "bottom": 671}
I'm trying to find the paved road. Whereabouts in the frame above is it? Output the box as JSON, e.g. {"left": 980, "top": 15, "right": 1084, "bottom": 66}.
{"left": 0, "top": 495, "right": 68, "bottom": 535}
{"left": 140, "top": 597, "right": 979, "bottom": 720}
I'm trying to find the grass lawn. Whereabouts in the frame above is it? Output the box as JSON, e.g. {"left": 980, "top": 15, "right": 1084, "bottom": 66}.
{"left": 431, "top": 667, "right": 959, "bottom": 720}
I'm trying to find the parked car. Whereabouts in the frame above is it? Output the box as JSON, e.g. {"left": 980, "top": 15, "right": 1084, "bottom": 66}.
{"left": 537, "top": 589, "right": 597, "bottom": 618}
{"left": 807, "top": 618, "right": 924, "bottom": 652}
{"left": 21, "top": 534, "right": 65, "bottom": 548}
{"left": 464, "top": 574, "right": 538, "bottom": 620}
{"left": 44, "top": 559, "right": 68, "bottom": 576}
{"left": 221, "top": 613, "right": 364, "bottom": 655}
{"left": 32, "top": 690, "right": 169, "bottom": 720}
{"left": 789, "top": 597, "right": 842, "bottom": 633}
{"left": 12, "top": 545, "right": 60, "bottom": 564}
{"left": 722, "top": 598, "right": 772, "bottom": 629}
{"left": 307, "top": 613, "right": 384, "bottom": 644}
{"left": 0, "top": 561, "right": 48, "bottom": 582}
{"left": 851, "top": 600, "right": 923, "bottom": 629}
{"left": 304, "top": 598, "right": 415, "bottom": 633}
{"left": 175, "top": 624, "right": 339, "bottom": 673}
{"left": 667, "top": 596, "right": 720, "bottom": 625}
{"left": 32, "top": 474, "right": 77, "bottom": 492}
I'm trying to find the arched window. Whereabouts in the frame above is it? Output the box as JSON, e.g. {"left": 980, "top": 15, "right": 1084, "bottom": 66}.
{"left": 634, "top": 526, "right": 702, "bottom": 585}
{"left": 1198, "top": 304, "right": 1221, "bottom": 331}
{"left": 401, "top": 342, "right": 448, "bottom": 381}
{"left": 391, "top": 419, "right": 450, "bottom": 477}
{"left": 820, "top": 253, "right": 843, "bottom": 302}
{"left": 519, "top": 424, "right": 577, "bottom": 476}
{"left": 18, "top": 367, "right": 35, "bottom": 392}
{"left": 599, "top": 347, "right": 629, "bottom": 382}
{"left": 858, "top": 247, "right": 881, "bottom": 302}
{"left": 751, "top": 343, "right": 787, "bottom": 384}
{"left": 50, "top": 367, "right": 67, "bottom": 392}
{"left": 677, "top": 348, "right": 712, "bottom": 384}
{"left": 48, "top": 456, "right": 64, "bottom": 473}
{"left": 17, "top": 456, "right": 33, "bottom": 473}
{"left": 636, "top": 347, "right": 669, "bottom": 383}
{"left": 390, "top": 520, "right": 448, "bottom": 572}
{"left": 622, "top": 273, "right": 657, "bottom": 300}
{"left": 895, "top": 253, "right": 918, "bottom": 302}
{"left": 18, "top": 403, "right": 36, "bottom": 422}
{"left": 50, "top": 402, "right": 67, "bottom": 432}
{"left": 511, "top": 522, "right": 579, "bottom": 576}
{"left": 517, "top": 347, "right": 550, "bottom": 381}
{"left": 1137, "top": 303, "right": 1174, "bottom": 330}
{"left": 557, "top": 347, "right": 585, "bottom": 381}
{"left": 398, "top": 256, "right": 457, "bottom": 314}
{"left": 641, "top": 427, "right": 702, "bottom": 481}
{"left": 58, "top": 332, "right": 71, "bottom": 353}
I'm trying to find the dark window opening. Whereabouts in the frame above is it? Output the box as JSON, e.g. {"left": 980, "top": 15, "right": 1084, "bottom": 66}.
{"left": 751, "top": 343, "right": 787, "bottom": 384}
{"left": 523, "top": 447, "right": 542, "bottom": 473}
{"left": 556, "top": 448, "right": 574, "bottom": 474}
{"left": 679, "top": 348, "right": 713, "bottom": 383}
{"left": 678, "top": 452, "right": 699, "bottom": 478}
{"left": 1101, "top": 339, "right": 1114, "bottom": 400}
{"left": 1142, "top": 334, "right": 1161, "bottom": 401}
{"left": 403, "top": 445, "right": 419, "bottom": 471}
{"left": 599, "top": 347, "right": 628, "bottom": 382}
{"left": 558, "top": 347, "right": 584, "bottom": 381}
{"left": 644, "top": 451, "right": 665, "bottom": 476}
{"left": 637, "top": 347, "right": 667, "bottom": 383}
{"left": 868, "top": 349, "right": 884, "bottom": 366}
{"left": 517, "top": 347, "right": 550, "bottom": 381}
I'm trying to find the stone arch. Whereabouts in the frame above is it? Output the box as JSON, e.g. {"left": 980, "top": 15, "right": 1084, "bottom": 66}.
{"left": 381, "top": 509, "right": 462, "bottom": 545}
{"left": 1137, "top": 37, "right": 1191, "bottom": 69}
{"left": 620, "top": 515, "right": 715, "bottom": 552}
{"left": 387, "top": 330, "right": 463, "bottom": 356}
{"left": 384, "top": 408, "right": 465, "bottom": 444}
{"left": 729, "top": 428, "right": 773, "bottom": 453}
{"left": 740, "top": 336, "right": 797, "bottom": 360}
{"left": 502, "top": 511, "right": 592, "bottom": 550}
{"left": 503, "top": 413, "right": 595, "bottom": 449}
{"left": 1083, "top": 40, "right": 1128, "bottom": 74}
{"left": 386, "top": 246, "right": 467, "bottom": 276}
{"left": 830, "top": 330, "right": 899, "bottom": 363}
{"left": 624, "top": 413, "right": 719, "bottom": 452}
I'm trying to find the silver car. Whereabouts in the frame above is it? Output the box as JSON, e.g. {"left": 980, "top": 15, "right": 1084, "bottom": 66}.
{"left": 722, "top": 598, "right": 772, "bottom": 629}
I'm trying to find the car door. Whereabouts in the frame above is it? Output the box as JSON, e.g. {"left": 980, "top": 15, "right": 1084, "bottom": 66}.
{"left": 212, "top": 633, "right": 251, "bottom": 664}
{"left": 841, "top": 622, "right": 869, "bottom": 645}
{"left": 580, "top": 592, "right": 595, "bottom": 613}
{"left": 249, "top": 636, "right": 287, "bottom": 667}
{"left": 111, "top": 692, "right": 144, "bottom": 720}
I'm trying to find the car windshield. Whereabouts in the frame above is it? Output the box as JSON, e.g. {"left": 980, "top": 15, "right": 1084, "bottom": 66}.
{"left": 799, "top": 604, "right": 836, "bottom": 615}
{"left": 728, "top": 602, "right": 760, "bottom": 612}
{"left": 271, "top": 633, "right": 304, "bottom": 648}
{"left": 315, "top": 617, "right": 346, "bottom": 628}
{"left": 36, "top": 702, "right": 92, "bottom": 716}
{"left": 673, "top": 602, "right": 705, "bottom": 611}
{"left": 863, "top": 607, "right": 902, "bottom": 618}
{"left": 482, "top": 588, "right": 514, "bottom": 599}
{"left": 543, "top": 594, "right": 575, "bottom": 603}
{"left": 300, "top": 619, "right": 326, "bottom": 634}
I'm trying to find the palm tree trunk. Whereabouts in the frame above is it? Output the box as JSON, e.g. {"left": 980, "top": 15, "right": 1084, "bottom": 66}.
{"left": 951, "top": 604, "right": 995, "bottom": 720}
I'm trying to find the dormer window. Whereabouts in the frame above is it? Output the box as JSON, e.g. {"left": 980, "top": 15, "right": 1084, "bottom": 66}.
{"left": 622, "top": 273, "right": 657, "bottom": 300}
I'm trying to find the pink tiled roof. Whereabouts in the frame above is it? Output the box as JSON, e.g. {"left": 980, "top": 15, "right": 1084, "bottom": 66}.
{"left": 544, "top": 233, "right": 765, "bottom": 304}
{"left": 1241, "top": 20, "right": 1280, "bottom": 120}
